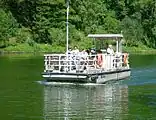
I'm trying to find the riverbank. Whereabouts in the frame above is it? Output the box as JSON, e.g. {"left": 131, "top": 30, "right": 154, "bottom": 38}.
{"left": 123, "top": 46, "right": 156, "bottom": 54}
{"left": 1, "top": 43, "right": 156, "bottom": 55}
{"left": 0, "top": 43, "right": 65, "bottom": 54}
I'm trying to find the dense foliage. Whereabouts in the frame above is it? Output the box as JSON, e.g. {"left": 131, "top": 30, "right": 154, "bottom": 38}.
{"left": 0, "top": 0, "right": 156, "bottom": 50}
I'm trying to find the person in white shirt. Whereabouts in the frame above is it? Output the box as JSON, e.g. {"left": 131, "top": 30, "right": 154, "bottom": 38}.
{"left": 71, "top": 46, "right": 79, "bottom": 67}
{"left": 106, "top": 44, "right": 114, "bottom": 69}
{"left": 80, "top": 49, "right": 88, "bottom": 60}
{"left": 72, "top": 46, "right": 79, "bottom": 56}
{"left": 106, "top": 44, "right": 114, "bottom": 54}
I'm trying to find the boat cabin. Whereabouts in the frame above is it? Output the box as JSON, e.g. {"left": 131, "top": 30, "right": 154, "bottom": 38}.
{"left": 88, "top": 34, "right": 123, "bottom": 53}
{"left": 87, "top": 34, "right": 129, "bottom": 69}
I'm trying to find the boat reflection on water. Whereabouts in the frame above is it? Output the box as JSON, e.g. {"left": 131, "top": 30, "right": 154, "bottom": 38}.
{"left": 43, "top": 82, "right": 128, "bottom": 120}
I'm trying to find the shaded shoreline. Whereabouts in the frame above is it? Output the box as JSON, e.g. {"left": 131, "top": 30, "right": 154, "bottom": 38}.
{"left": 1, "top": 49, "right": 156, "bottom": 55}
{"left": 1, "top": 43, "right": 156, "bottom": 55}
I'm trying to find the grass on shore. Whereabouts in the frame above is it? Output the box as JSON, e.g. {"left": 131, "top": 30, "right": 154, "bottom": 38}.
{"left": 123, "top": 46, "right": 156, "bottom": 54}
{"left": 1, "top": 43, "right": 156, "bottom": 54}
{"left": 1, "top": 43, "right": 65, "bottom": 53}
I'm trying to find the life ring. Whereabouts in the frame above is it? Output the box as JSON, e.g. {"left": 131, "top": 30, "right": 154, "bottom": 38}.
{"left": 97, "top": 54, "right": 103, "bottom": 67}
{"left": 123, "top": 53, "right": 128, "bottom": 65}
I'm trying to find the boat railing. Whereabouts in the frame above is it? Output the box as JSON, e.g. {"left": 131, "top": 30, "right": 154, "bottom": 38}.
{"left": 44, "top": 53, "right": 129, "bottom": 72}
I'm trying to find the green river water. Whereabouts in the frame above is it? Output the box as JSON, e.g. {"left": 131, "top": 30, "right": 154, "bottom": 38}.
{"left": 0, "top": 54, "right": 156, "bottom": 120}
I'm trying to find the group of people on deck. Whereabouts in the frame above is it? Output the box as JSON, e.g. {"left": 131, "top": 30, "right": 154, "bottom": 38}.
{"left": 65, "top": 46, "right": 89, "bottom": 71}
{"left": 67, "top": 46, "right": 89, "bottom": 61}
{"left": 65, "top": 44, "right": 116, "bottom": 70}
{"left": 67, "top": 44, "right": 114, "bottom": 57}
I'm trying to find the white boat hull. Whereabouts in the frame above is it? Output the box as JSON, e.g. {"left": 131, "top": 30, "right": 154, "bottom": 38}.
{"left": 96, "top": 70, "right": 131, "bottom": 84}
{"left": 42, "top": 69, "right": 131, "bottom": 84}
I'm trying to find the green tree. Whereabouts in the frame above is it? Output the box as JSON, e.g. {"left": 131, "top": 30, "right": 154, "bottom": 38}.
{"left": 0, "top": 8, "right": 18, "bottom": 47}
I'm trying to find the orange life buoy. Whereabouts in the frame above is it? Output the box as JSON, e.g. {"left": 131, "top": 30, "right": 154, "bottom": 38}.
{"left": 123, "top": 53, "right": 128, "bottom": 65}
{"left": 97, "top": 54, "right": 103, "bottom": 67}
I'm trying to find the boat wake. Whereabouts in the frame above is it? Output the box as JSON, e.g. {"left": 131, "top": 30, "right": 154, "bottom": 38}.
{"left": 36, "top": 80, "right": 110, "bottom": 86}
{"left": 127, "top": 67, "right": 156, "bottom": 86}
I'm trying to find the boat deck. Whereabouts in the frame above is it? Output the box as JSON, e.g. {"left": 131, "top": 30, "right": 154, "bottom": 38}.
{"left": 42, "top": 53, "right": 130, "bottom": 83}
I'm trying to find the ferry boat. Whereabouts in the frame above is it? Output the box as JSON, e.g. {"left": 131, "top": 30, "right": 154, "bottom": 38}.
{"left": 42, "top": 1, "right": 131, "bottom": 83}
{"left": 42, "top": 33, "right": 131, "bottom": 83}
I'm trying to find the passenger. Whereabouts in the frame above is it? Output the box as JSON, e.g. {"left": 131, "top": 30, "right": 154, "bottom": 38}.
{"left": 88, "top": 48, "right": 96, "bottom": 67}
{"left": 123, "top": 53, "right": 128, "bottom": 65}
{"left": 106, "top": 45, "right": 115, "bottom": 69}
{"left": 80, "top": 49, "right": 88, "bottom": 60}
{"left": 65, "top": 48, "right": 73, "bottom": 60}
{"left": 91, "top": 48, "right": 96, "bottom": 55}
{"left": 90, "top": 48, "right": 96, "bottom": 60}
{"left": 106, "top": 44, "right": 114, "bottom": 55}
{"left": 86, "top": 49, "right": 90, "bottom": 55}
{"left": 65, "top": 48, "right": 72, "bottom": 55}
{"left": 96, "top": 50, "right": 103, "bottom": 68}
{"left": 72, "top": 46, "right": 79, "bottom": 56}
{"left": 79, "top": 49, "right": 88, "bottom": 70}
{"left": 68, "top": 48, "right": 72, "bottom": 54}
{"left": 71, "top": 46, "right": 79, "bottom": 67}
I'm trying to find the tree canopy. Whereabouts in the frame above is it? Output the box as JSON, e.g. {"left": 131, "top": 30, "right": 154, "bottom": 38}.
{"left": 0, "top": 0, "right": 156, "bottom": 49}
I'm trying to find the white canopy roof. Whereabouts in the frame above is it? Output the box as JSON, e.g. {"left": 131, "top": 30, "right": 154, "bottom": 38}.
{"left": 88, "top": 34, "right": 123, "bottom": 39}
